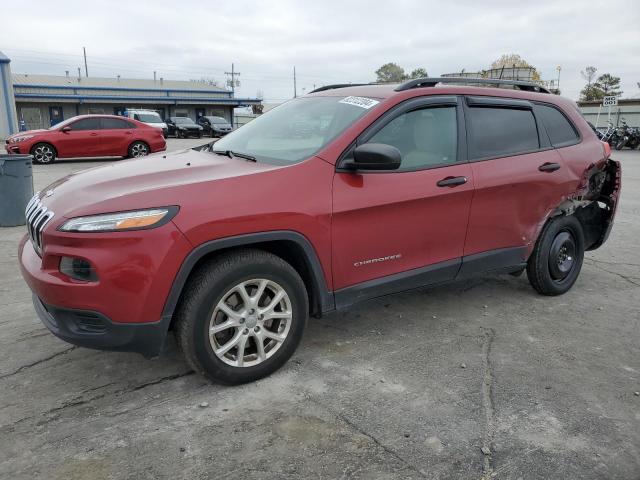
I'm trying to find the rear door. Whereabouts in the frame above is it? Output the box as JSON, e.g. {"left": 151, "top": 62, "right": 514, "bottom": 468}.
{"left": 331, "top": 96, "right": 474, "bottom": 305}
{"left": 55, "top": 117, "right": 102, "bottom": 158}
{"left": 462, "top": 96, "right": 571, "bottom": 267}
{"left": 99, "top": 117, "right": 135, "bottom": 156}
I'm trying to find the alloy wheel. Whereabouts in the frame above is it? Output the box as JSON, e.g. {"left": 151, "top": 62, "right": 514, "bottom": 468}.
{"left": 33, "top": 145, "right": 54, "bottom": 163}
{"left": 131, "top": 143, "right": 149, "bottom": 157}
{"left": 209, "top": 279, "right": 292, "bottom": 367}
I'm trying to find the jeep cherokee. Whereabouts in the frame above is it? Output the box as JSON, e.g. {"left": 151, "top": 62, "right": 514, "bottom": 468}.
{"left": 19, "top": 77, "right": 621, "bottom": 384}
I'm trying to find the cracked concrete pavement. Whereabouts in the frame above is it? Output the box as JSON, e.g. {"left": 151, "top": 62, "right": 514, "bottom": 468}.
{"left": 1, "top": 143, "right": 638, "bottom": 479}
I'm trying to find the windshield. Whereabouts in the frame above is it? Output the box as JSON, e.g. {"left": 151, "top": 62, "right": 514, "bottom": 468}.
{"left": 212, "top": 96, "right": 378, "bottom": 165}
{"left": 136, "top": 113, "right": 162, "bottom": 123}
{"left": 208, "top": 116, "right": 228, "bottom": 124}
{"left": 174, "top": 117, "right": 195, "bottom": 124}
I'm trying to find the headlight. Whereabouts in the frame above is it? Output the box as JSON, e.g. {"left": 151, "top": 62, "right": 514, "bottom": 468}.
{"left": 59, "top": 207, "right": 178, "bottom": 232}
{"left": 11, "top": 135, "right": 35, "bottom": 143}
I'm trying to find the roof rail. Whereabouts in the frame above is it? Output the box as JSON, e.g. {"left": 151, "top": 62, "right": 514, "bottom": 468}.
{"left": 394, "top": 77, "right": 550, "bottom": 94}
{"left": 309, "top": 83, "right": 373, "bottom": 93}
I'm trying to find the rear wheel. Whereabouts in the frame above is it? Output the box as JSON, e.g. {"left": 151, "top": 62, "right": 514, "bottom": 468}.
{"left": 174, "top": 249, "right": 308, "bottom": 384}
{"left": 527, "top": 215, "right": 585, "bottom": 295}
{"left": 128, "top": 141, "right": 149, "bottom": 158}
{"left": 30, "top": 143, "right": 56, "bottom": 164}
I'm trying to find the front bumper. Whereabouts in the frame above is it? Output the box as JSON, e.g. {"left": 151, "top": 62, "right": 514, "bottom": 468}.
{"left": 5, "top": 142, "right": 23, "bottom": 154}
{"left": 33, "top": 294, "right": 168, "bottom": 357}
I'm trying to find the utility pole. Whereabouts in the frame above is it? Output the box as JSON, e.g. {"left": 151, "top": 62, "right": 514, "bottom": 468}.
{"left": 293, "top": 66, "right": 297, "bottom": 98}
{"left": 225, "top": 63, "right": 241, "bottom": 96}
{"left": 83, "top": 47, "right": 88, "bottom": 77}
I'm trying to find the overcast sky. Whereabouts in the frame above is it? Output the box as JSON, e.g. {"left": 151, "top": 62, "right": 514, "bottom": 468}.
{"left": 1, "top": 0, "right": 638, "bottom": 102}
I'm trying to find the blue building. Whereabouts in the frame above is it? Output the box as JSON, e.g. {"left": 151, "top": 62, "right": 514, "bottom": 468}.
{"left": 10, "top": 72, "right": 261, "bottom": 131}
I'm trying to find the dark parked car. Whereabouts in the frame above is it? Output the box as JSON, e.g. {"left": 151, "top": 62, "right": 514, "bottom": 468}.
{"left": 165, "top": 117, "right": 203, "bottom": 138}
{"left": 19, "top": 78, "right": 620, "bottom": 384}
{"left": 197, "top": 116, "right": 233, "bottom": 137}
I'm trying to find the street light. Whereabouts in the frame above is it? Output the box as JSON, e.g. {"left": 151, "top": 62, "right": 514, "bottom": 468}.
{"left": 556, "top": 65, "right": 562, "bottom": 92}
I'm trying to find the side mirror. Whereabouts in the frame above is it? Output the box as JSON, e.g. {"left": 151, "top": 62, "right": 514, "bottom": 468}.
{"left": 344, "top": 143, "right": 401, "bottom": 171}
{"left": 61, "top": 126, "right": 71, "bottom": 133}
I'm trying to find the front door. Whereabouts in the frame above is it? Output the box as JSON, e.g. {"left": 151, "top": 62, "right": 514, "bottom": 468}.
{"left": 55, "top": 117, "right": 102, "bottom": 158}
{"left": 331, "top": 97, "right": 474, "bottom": 305}
{"left": 49, "top": 106, "right": 64, "bottom": 127}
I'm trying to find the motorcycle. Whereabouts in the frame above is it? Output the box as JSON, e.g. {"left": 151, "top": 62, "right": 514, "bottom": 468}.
{"left": 613, "top": 118, "right": 640, "bottom": 150}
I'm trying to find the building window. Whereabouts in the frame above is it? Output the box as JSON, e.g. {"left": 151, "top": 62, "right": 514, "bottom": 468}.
{"left": 175, "top": 109, "right": 189, "bottom": 118}
{"left": 20, "top": 107, "right": 44, "bottom": 130}
{"left": 88, "top": 108, "right": 105, "bottom": 114}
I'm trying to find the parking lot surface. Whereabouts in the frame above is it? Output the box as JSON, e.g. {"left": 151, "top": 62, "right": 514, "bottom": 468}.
{"left": 0, "top": 143, "right": 638, "bottom": 479}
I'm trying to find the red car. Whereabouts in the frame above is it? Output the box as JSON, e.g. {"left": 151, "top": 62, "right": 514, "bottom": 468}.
{"left": 18, "top": 78, "right": 620, "bottom": 384}
{"left": 5, "top": 114, "right": 166, "bottom": 163}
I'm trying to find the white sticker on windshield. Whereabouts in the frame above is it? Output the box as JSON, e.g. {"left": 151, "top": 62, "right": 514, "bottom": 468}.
{"left": 339, "top": 96, "right": 380, "bottom": 109}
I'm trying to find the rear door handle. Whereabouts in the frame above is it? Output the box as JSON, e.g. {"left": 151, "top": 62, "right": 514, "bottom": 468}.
{"left": 437, "top": 176, "right": 467, "bottom": 187}
{"left": 538, "top": 162, "right": 561, "bottom": 172}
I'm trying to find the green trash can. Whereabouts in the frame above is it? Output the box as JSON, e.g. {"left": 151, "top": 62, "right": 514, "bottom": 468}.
{"left": 0, "top": 154, "right": 34, "bottom": 227}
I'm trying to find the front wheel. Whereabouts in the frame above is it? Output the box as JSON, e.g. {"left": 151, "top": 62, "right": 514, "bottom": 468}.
{"left": 527, "top": 215, "right": 585, "bottom": 296}
{"left": 30, "top": 143, "right": 57, "bottom": 164}
{"left": 174, "top": 249, "right": 308, "bottom": 384}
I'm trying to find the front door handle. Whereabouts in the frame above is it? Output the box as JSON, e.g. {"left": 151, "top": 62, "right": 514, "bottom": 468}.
{"left": 538, "top": 162, "right": 561, "bottom": 172}
{"left": 437, "top": 176, "right": 467, "bottom": 187}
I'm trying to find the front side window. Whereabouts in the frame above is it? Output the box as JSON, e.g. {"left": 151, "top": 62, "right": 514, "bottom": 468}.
{"left": 213, "top": 96, "right": 376, "bottom": 165}
{"left": 468, "top": 107, "right": 539, "bottom": 159}
{"left": 69, "top": 118, "right": 100, "bottom": 131}
{"left": 366, "top": 107, "right": 457, "bottom": 171}
{"left": 537, "top": 104, "right": 579, "bottom": 147}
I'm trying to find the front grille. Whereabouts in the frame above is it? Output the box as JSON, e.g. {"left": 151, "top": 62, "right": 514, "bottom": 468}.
{"left": 25, "top": 192, "right": 55, "bottom": 256}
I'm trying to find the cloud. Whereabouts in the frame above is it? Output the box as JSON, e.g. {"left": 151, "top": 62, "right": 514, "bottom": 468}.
{"left": 1, "top": 0, "right": 638, "bottom": 101}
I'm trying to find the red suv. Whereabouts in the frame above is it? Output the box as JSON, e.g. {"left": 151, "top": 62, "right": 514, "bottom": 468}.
{"left": 5, "top": 115, "right": 166, "bottom": 163}
{"left": 18, "top": 78, "right": 621, "bottom": 384}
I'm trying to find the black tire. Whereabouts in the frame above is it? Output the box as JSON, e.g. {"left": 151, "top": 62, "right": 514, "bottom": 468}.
{"left": 127, "top": 141, "right": 150, "bottom": 158}
{"left": 615, "top": 140, "right": 626, "bottom": 150}
{"left": 198, "top": 131, "right": 203, "bottom": 138}
{"left": 174, "top": 249, "right": 308, "bottom": 385}
{"left": 177, "top": 130, "right": 184, "bottom": 139}
{"left": 527, "top": 215, "right": 585, "bottom": 296}
{"left": 210, "top": 130, "right": 216, "bottom": 138}
{"left": 30, "top": 143, "right": 57, "bottom": 164}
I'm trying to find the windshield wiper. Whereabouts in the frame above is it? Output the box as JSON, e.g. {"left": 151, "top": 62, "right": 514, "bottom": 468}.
{"left": 212, "top": 150, "right": 256, "bottom": 162}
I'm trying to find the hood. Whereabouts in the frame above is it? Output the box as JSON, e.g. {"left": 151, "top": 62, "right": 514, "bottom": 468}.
{"left": 39, "top": 148, "right": 281, "bottom": 221}
{"left": 8, "top": 129, "right": 48, "bottom": 139}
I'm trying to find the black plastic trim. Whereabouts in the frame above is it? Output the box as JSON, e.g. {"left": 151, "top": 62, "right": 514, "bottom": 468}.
{"left": 457, "top": 247, "right": 528, "bottom": 278}
{"left": 465, "top": 96, "right": 532, "bottom": 109}
{"left": 33, "top": 295, "right": 169, "bottom": 358}
{"left": 334, "top": 259, "right": 461, "bottom": 309}
{"left": 394, "top": 77, "right": 550, "bottom": 94}
{"left": 162, "top": 231, "right": 334, "bottom": 321}
{"left": 334, "top": 246, "right": 529, "bottom": 308}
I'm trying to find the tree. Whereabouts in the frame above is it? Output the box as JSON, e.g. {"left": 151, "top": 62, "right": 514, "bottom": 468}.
{"left": 580, "top": 70, "right": 623, "bottom": 101}
{"left": 594, "top": 73, "right": 622, "bottom": 97}
{"left": 375, "top": 63, "right": 407, "bottom": 83}
{"left": 408, "top": 68, "right": 428, "bottom": 79}
{"left": 490, "top": 53, "right": 541, "bottom": 81}
{"left": 580, "top": 66, "right": 600, "bottom": 101}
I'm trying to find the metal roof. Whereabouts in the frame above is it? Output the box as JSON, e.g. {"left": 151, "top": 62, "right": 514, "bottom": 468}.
{"left": 12, "top": 73, "right": 229, "bottom": 93}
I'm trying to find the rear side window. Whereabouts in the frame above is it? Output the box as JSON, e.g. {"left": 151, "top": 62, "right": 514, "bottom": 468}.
{"left": 69, "top": 118, "right": 100, "bottom": 131}
{"left": 468, "top": 107, "right": 539, "bottom": 159}
{"left": 102, "top": 118, "right": 133, "bottom": 129}
{"left": 536, "top": 104, "right": 579, "bottom": 147}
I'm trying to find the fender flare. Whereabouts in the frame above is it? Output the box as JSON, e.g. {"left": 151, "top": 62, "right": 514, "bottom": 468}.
{"left": 160, "top": 230, "right": 335, "bottom": 324}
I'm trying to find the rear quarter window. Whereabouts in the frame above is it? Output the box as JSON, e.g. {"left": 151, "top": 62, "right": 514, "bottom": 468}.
{"left": 536, "top": 104, "right": 580, "bottom": 147}
{"left": 468, "top": 107, "right": 539, "bottom": 159}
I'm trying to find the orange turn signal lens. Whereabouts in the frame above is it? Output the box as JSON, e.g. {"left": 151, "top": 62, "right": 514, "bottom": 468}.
{"left": 116, "top": 212, "right": 168, "bottom": 229}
